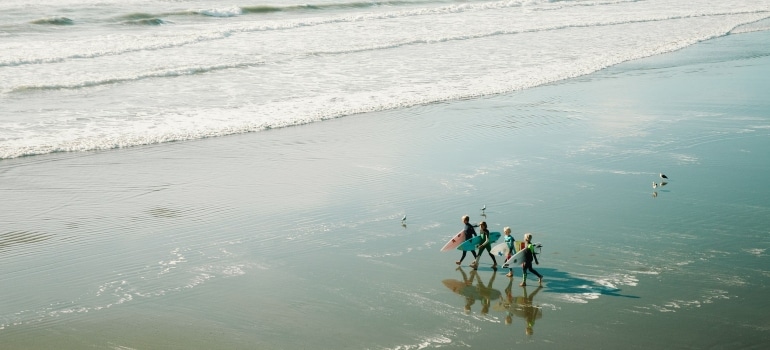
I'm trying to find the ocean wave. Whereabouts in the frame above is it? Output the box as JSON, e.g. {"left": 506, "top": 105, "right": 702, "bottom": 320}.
{"left": 113, "top": 13, "right": 169, "bottom": 25}
{"left": 121, "top": 18, "right": 168, "bottom": 26}
{"left": 4, "top": 10, "right": 763, "bottom": 92}
{"left": 241, "top": 0, "right": 446, "bottom": 14}
{"left": 191, "top": 3, "right": 405, "bottom": 18}
{"left": 0, "top": 29, "right": 232, "bottom": 67}
{"left": 3, "top": 1, "right": 770, "bottom": 160}
{"left": 8, "top": 62, "right": 264, "bottom": 93}
{"left": 0, "top": 92, "right": 404, "bottom": 159}
{"left": 195, "top": 7, "right": 243, "bottom": 17}
{"left": 303, "top": 11, "right": 767, "bottom": 57}
{"left": 731, "top": 16, "right": 770, "bottom": 34}
{"left": 30, "top": 16, "right": 74, "bottom": 26}
{"left": 4, "top": 0, "right": 767, "bottom": 69}
{"left": 0, "top": 0, "right": 545, "bottom": 67}
{"left": 114, "top": 12, "right": 159, "bottom": 21}
{"left": 240, "top": 5, "right": 286, "bottom": 14}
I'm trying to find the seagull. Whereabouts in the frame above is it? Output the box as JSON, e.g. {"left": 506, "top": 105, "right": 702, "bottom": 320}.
{"left": 481, "top": 204, "right": 486, "bottom": 212}
{"left": 401, "top": 214, "right": 407, "bottom": 222}
{"left": 652, "top": 182, "right": 658, "bottom": 189}
{"left": 660, "top": 173, "right": 668, "bottom": 180}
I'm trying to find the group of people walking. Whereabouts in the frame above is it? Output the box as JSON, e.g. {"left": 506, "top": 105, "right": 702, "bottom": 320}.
{"left": 456, "top": 215, "right": 543, "bottom": 286}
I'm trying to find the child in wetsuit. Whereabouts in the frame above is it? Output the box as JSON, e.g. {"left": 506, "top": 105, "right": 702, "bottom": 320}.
{"left": 520, "top": 233, "right": 543, "bottom": 286}
{"left": 470, "top": 221, "right": 497, "bottom": 270}
{"left": 456, "top": 215, "right": 478, "bottom": 265}
{"left": 503, "top": 227, "right": 515, "bottom": 277}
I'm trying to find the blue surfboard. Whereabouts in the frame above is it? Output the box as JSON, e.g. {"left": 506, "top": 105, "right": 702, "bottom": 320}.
{"left": 456, "top": 231, "right": 501, "bottom": 251}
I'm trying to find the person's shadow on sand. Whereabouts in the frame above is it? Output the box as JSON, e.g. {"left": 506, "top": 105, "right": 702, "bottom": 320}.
{"left": 536, "top": 267, "right": 639, "bottom": 299}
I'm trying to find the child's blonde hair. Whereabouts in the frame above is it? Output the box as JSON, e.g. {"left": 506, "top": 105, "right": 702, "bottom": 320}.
{"left": 504, "top": 227, "right": 511, "bottom": 234}
{"left": 524, "top": 233, "right": 532, "bottom": 241}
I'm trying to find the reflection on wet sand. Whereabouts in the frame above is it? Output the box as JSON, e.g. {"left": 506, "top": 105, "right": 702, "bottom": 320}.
{"left": 443, "top": 266, "right": 642, "bottom": 334}
{"left": 496, "top": 277, "right": 543, "bottom": 335}
{"left": 442, "top": 267, "right": 501, "bottom": 314}
{"left": 443, "top": 268, "right": 545, "bottom": 334}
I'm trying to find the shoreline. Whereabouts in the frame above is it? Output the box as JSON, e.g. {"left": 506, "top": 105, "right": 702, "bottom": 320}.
{"left": 2, "top": 30, "right": 769, "bottom": 349}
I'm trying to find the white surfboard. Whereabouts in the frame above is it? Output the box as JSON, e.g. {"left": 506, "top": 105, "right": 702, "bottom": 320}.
{"left": 491, "top": 240, "right": 523, "bottom": 261}
{"left": 490, "top": 242, "right": 509, "bottom": 261}
{"left": 504, "top": 248, "right": 527, "bottom": 266}
{"left": 504, "top": 242, "right": 542, "bottom": 266}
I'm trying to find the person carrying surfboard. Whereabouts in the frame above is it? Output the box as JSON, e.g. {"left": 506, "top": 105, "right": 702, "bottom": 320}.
{"left": 456, "top": 215, "right": 478, "bottom": 265}
{"left": 520, "top": 233, "right": 543, "bottom": 287}
{"left": 503, "top": 227, "right": 515, "bottom": 277}
{"left": 470, "top": 221, "right": 498, "bottom": 270}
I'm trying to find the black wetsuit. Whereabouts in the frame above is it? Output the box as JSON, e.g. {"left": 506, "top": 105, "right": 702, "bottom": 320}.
{"left": 522, "top": 243, "right": 543, "bottom": 282}
{"left": 458, "top": 223, "right": 477, "bottom": 263}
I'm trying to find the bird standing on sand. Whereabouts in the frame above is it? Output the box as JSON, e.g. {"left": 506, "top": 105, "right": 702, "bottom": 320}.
{"left": 652, "top": 182, "right": 658, "bottom": 189}
{"left": 481, "top": 204, "right": 486, "bottom": 212}
{"left": 660, "top": 173, "right": 668, "bottom": 180}
{"left": 401, "top": 214, "right": 407, "bottom": 222}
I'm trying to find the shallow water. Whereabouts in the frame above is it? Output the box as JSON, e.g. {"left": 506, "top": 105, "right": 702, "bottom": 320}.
{"left": 1, "top": 31, "right": 769, "bottom": 349}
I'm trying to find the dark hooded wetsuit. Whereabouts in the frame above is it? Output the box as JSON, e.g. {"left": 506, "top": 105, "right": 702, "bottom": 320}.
{"left": 521, "top": 243, "right": 543, "bottom": 283}
{"left": 458, "top": 222, "right": 477, "bottom": 263}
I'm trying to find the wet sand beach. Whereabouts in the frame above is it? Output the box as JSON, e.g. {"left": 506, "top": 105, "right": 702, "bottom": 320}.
{"left": 2, "top": 31, "right": 769, "bottom": 349}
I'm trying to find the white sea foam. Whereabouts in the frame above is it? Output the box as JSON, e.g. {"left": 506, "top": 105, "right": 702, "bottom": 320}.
{"left": 384, "top": 335, "right": 453, "bottom": 350}
{"left": 558, "top": 292, "right": 601, "bottom": 304}
{"left": 744, "top": 248, "right": 766, "bottom": 256}
{"left": 0, "top": 0, "right": 769, "bottom": 159}
{"left": 196, "top": 7, "right": 243, "bottom": 17}
{"left": 652, "top": 290, "right": 731, "bottom": 313}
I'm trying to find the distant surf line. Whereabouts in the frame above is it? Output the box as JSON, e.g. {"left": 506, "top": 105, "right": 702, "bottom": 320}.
{"left": 6, "top": 11, "right": 765, "bottom": 93}
{"left": 5, "top": 2, "right": 766, "bottom": 69}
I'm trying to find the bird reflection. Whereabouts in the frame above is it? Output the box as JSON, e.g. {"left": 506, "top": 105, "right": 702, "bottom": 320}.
{"left": 650, "top": 173, "right": 669, "bottom": 198}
